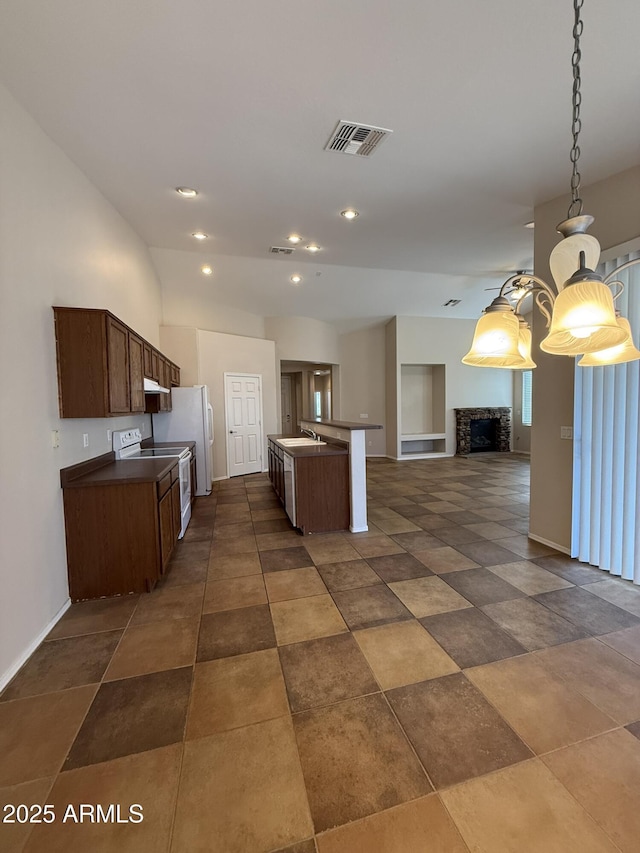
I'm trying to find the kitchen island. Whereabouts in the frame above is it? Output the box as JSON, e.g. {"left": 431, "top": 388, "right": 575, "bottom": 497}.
{"left": 299, "top": 419, "right": 383, "bottom": 532}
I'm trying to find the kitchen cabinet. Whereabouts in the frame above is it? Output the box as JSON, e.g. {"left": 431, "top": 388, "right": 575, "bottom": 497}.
{"left": 53, "top": 307, "right": 180, "bottom": 418}
{"left": 267, "top": 437, "right": 349, "bottom": 534}
{"left": 61, "top": 458, "right": 183, "bottom": 600}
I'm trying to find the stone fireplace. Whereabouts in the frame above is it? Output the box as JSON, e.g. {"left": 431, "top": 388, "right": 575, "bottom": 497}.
{"left": 454, "top": 407, "right": 511, "bottom": 456}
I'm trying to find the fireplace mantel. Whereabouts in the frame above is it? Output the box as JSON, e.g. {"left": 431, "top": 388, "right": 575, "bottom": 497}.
{"left": 454, "top": 407, "right": 511, "bottom": 455}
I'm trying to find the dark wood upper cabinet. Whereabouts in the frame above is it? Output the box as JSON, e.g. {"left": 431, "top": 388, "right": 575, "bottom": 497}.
{"left": 143, "top": 341, "right": 153, "bottom": 379}
{"left": 53, "top": 307, "right": 180, "bottom": 418}
{"left": 128, "top": 332, "right": 145, "bottom": 413}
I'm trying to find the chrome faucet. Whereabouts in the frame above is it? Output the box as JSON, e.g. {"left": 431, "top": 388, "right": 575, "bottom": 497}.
{"left": 301, "top": 427, "right": 318, "bottom": 440}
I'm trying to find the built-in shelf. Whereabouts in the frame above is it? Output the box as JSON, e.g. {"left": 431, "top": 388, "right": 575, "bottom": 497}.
{"left": 400, "top": 432, "right": 446, "bottom": 457}
{"left": 399, "top": 364, "right": 446, "bottom": 458}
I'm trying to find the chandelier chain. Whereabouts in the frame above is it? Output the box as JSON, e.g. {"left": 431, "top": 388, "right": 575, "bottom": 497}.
{"left": 568, "top": 0, "right": 584, "bottom": 218}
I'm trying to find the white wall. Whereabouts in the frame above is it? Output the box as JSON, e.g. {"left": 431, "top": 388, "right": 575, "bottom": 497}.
{"left": 265, "top": 316, "right": 340, "bottom": 364}
{"left": 338, "top": 323, "right": 387, "bottom": 455}
{"left": 389, "top": 316, "right": 513, "bottom": 456}
{"left": 0, "top": 84, "right": 164, "bottom": 687}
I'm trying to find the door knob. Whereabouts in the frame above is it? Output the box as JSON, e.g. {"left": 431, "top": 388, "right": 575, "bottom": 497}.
{"left": 229, "top": 430, "right": 237, "bottom": 434}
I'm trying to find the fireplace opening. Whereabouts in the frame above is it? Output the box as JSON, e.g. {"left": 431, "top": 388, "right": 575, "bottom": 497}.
{"left": 470, "top": 417, "right": 498, "bottom": 452}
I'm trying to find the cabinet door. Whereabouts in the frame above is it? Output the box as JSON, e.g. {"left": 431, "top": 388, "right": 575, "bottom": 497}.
{"left": 129, "top": 333, "right": 145, "bottom": 412}
{"left": 106, "top": 316, "right": 131, "bottom": 414}
{"left": 171, "top": 479, "right": 181, "bottom": 541}
{"left": 170, "top": 363, "right": 180, "bottom": 386}
{"left": 158, "top": 490, "right": 174, "bottom": 573}
{"left": 151, "top": 349, "right": 160, "bottom": 382}
{"left": 143, "top": 342, "right": 153, "bottom": 378}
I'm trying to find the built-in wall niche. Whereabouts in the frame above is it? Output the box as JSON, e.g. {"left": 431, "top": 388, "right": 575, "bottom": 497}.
{"left": 400, "top": 363, "right": 446, "bottom": 458}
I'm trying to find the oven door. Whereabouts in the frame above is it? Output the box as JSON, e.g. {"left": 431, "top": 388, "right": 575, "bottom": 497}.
{"left": 178, "top": 453, "right": 192, "bottom": 538}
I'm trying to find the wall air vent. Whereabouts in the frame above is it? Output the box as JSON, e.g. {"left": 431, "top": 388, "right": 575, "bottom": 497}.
{"left": 443, "top": 299, "right": 461, "bottom": 307}
{"left": 324, "top": 120, "right": 393, "bottom": 157}
{"left": 269, "top": 246, "right": 295, "bottom": 255}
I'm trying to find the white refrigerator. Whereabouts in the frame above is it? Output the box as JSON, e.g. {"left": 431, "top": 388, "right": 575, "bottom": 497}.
{"left": 152, "top": 385, "right": 214, "bottom": 495}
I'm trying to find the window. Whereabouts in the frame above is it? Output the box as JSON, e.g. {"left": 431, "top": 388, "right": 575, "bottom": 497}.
{"left": 522, "top": 370, "right": 533, "bottom": 426}
{"left": 314, "top": 391, "right": 322, "bottom": 418}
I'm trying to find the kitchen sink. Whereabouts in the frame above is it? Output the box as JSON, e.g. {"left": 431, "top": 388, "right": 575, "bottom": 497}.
{"left": 277, "top": 438, "right": 327, "bottom": 447}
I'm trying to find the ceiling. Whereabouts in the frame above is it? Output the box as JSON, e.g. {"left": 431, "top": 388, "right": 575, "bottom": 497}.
{"left": 1, "top": 0, "right": 639, "bottom": 323}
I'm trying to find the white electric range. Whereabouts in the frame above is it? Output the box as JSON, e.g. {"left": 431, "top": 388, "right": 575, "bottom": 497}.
{"left": 112, "top": 428, "right": 192, "bottom": 537}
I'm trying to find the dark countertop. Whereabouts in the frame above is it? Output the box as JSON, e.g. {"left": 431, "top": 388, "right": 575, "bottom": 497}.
{"left": 61, "top": 440, "right": 196, "bottom": 488}
{"left": 300, "top": 418, "right": 383, "bottom": 431}
{"left": 268, "top": 434, "right": 349, "bottom": 457}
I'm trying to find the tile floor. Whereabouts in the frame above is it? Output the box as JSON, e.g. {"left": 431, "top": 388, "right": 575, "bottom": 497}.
{"left": 3, "top": 453, "right": 640, "bottom": 851}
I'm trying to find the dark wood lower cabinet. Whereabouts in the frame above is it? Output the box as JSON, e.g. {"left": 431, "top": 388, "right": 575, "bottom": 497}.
{"left": 63, "top": 464, "right": 182, "bottom": 600}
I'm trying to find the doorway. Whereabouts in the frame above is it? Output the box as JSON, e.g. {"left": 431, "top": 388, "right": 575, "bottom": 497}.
{"left": 280, "top": 360, "right": 336, "bottom": 426}
{"left": 224, "top": 373, "right": 264, "bottom": 477}
{"left": 280, "top": 374, "right": 298, "bottom": 436}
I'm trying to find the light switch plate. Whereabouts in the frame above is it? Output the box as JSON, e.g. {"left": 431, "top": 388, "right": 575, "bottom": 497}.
{"left": 560, "top": 426, "right": 573, "bottom": 439}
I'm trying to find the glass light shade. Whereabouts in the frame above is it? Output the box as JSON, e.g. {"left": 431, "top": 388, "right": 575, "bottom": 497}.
{"left": 540, "top": 280, "right": 627, "bottom": 355}
{"left": 578, "top": 317, "right": 640, "bottom": 366}
{"left": 515, "top": 326, "right": 537, "bottom": 369}
{"left": 549, "top": 233, "right": 601, "bottom": 291}
{"left": 462, "top": 311, "right": 523, "bottom": 367}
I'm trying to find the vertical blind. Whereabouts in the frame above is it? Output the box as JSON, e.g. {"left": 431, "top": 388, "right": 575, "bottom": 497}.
{"left": 522, "top": 370, "right": 533, "bottom": 426}
{"left": 571, "top": 251, "right": 640, "bottom": 583}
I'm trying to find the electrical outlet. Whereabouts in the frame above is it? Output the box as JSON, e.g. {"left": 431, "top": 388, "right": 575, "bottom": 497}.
{"left": 360, "top": 413, "right": 369, "bottom": 419}
{"left": 51, "top": 430, "right": 59, "bottom": 448}
{"left": 106, "top": 428, "right": 112, "bottom": 443}
{"left": 560, "top": 426, "right": 573, "bottom": 440}
{"left": 83, "top": 433, "right": 89, "bottom": 448}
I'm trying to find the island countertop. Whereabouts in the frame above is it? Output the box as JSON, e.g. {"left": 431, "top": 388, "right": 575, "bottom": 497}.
{"left": 300, "top": 419, "right": 383, "bottom": 430}
{"left": 268, "top": 434, "right": 348, "bottom": 457}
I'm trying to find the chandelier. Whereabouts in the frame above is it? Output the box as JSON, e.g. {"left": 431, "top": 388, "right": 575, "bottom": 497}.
{"left": 463, "top": 0, "right": 640, "bottom": 370}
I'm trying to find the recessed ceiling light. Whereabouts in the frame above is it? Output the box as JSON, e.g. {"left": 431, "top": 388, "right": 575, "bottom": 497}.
{"left": 176, "top": 187, "right": 198, "bottom": 198}
{"left": 305, "top": 244, "right": 321, "bottom": 253}
{"left": 524, "top": 221, "right": 535, "bottom": 229}
{"left": 192, "top": 231, "right": 208, "bottom": 240}
{"left": 290, "top": 274, "right": 302, "bottom": 284}
{"left": 201, "top": 265, "right": 213, "bottom": 276}
{"left": 287, "top": 234, "right": 302, "bottom": 244}
{"left": 340, "top": 208, "right": 359, "bottom": 220}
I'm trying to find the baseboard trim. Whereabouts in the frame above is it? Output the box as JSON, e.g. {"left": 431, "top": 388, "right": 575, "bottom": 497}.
{"left": 0, "top": 598, "right": 71, "bottom": 693}
{"left": 528, "top": 532, "right": 571, "bottom": 555}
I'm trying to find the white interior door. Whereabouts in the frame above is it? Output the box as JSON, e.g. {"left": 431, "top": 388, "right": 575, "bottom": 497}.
{"left": 225, "top": 373, "right": 263, "bottom": 477}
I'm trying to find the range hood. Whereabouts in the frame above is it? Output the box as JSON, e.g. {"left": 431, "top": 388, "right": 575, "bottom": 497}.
{"left": 144, "top": 377, "right": 170, "bottom": 394}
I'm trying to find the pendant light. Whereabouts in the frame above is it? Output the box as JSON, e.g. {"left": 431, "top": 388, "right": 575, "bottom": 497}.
{"left": 463, "top": 0, "right": 640, "bottom": 369}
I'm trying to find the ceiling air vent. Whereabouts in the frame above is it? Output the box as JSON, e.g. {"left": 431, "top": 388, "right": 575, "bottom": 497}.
{"left": 269, "top": 246, "right": 295, "bottom": 255}
{"left": 443, "top": 299, "right": 461, "bottom": 307}
{"left": 324, "top": 120, "right": 392, "bottom": 157}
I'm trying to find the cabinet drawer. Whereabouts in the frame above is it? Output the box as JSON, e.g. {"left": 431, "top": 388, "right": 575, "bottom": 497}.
{"left": 157, "top": 472, "right": 172, "bottom": 499}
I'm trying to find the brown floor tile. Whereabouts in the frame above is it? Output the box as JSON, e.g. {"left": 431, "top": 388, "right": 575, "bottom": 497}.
{"left": 181, "top": 523, "right": 212, "bottom": 543}
{"left": 65, "top": 667, "right": 192, "bottom": 770}
{"left": 0, "top": 777, "right": 54, "bottom": 852}
{"left": 316, "top": 794, "right": 468, "bottom": 853}
{"left": 388, "top": 576, "right": 473, "bottom": 619}
{"left": 271, "top": 594, "right": 348, "bottom": 645}
{"left": 294, "top": 693, "right": 431, "bottom": 832}
{"left": 420, "top": 607, "right": 527, "bottom": 668}
{"left": 46, "top": 596, "right": 138, "bottom": 640}
{"left": 463, "top": 521, "right": 521, "bottom": 540}
{"left": 1, "top": 631, "right": 121, "bottom": 701}
{"left": 420, "top": 501, "right": 462, "bottom": 514}
{"left": 441, "top": 759, "right": 619, "bottom": 852}
{"left": 626, "top": 720, "right": 640, "bottom": 740}
{"left": 599, "top": 623, "right": 640, "bottom": 664}
{"left": 582, "top": 578, "right": 640, "bottom": 617}
{"left": 213, "top": 521, "right": 254, "bottom": 539}
{"left": 160, "top": 558, "right": 208, "bottom": 588}
{"left": 172, "top": 717, "right": 313, "bottom": 853}
{"left": 170, "top": 540, "right": 211, "bottom": 563}
{"left": 374, "top": 515, "right": 423, "bottom": 535}
{"left": 534, "top": 587, "right": 640, "bottom": 635}
{"left": 187, "top": 648, "right": 289, "bottom": 738}
{"left": 542, "top": 728, "right": 640, "bottom": 853}
{"left": 390, "top": 531, "right": 443, "bottom": 552}
{"left": 316, "top": 559, "right": 382, "bottom": 592}
{"left": 260, "top": 546, "right": 314, "bottom": 573}
{"left": 387, "top": 672, "right": 531, "bottom": 788}
{"left": 531, "top": 555, "right": 602, "bottom": 585}
{"left": 0, "top": 686, "right": 97, "bottom": 786}
{"left": 217, "top": 492, "right": 250, "bottom": 505}
{"left": 264, "top": 567, "right": 328, "bottom": 602}
{"left": 535, "top": 637, "right": 640, "bottom": 724}
{"left": 197, "top": 605, "right": 276, "bottom": 661}
{"left": 350, "top": 535, "right": 405, "bottom": 558}
{"left": 332, "top": 585, "right": 413, "bottom": 630}
{"left": 256, "top": 530, "right": 304, "bottom": 550}
{"left": 354, "top": 621, "right": 458, "bottom": 690}
{"left": 204, "top": 574, "right": 267, "bottom": 612}
{"left": 129, "top": 583, "right": 204, "bottom": 626}
{"left": 481, "top": 598, "right": 589, "bottom": 651}
{"left": 366, "top": 553, "right": 433, "bottom": 582}
{"left": 487, "top": 560, "right": 573, "bottom": 595}
{"left": 208, "top": 551, "right": 262, "bottom": 580}
{"left": 279, "top": 633, "right": 378, "bottom": 712}
{"left": 439, "top": 510, "right": 488, "bottom": 525}
{"left": 104, "top": 617, "right": 199, "bottom": 680}
{"left": 467, "top": 654, "right": 616, "bottom": 754}
{"left": 210, "top": 534, "right": 257, "bottom": 555}
{"left": 251, "top": 507, "right": 288, "bottom": 521}
{"left": 499, "top": 516, "right": 531, "bottom": 534}
{"left": 495, "top": 535, "right": 557, "bottom": 559}
{"left": 441, "top": 567, "right": 525, "bottom": 607}
{"left": 429, "top": 525, "right": 484, "bottom": 546}
{"left": 412, "top": 546, "right": 480, "bottom": 574}
{"left": 24, "top": 745, "right": 182, "bottom": 853}
{"left": 412, "top": 514, "right": 451, "bottom": 531}
{"left": 273, "top": 842, "right": 316, "bottom": 853}
{"left": 253, "top": 517, "right": 294, "bottom": 535}
{"left": 303, "top": 539, "right": 361, "bottom": 566}
{"left": 453, "top": 539, "right": 522, "bottom": 566}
